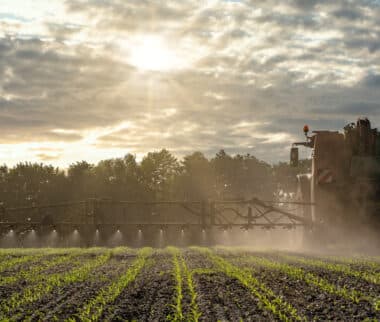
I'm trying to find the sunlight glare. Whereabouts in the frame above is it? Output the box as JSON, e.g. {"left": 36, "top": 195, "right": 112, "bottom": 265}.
{"left": 128, "top": 36, "right": 180, "bottom": 71}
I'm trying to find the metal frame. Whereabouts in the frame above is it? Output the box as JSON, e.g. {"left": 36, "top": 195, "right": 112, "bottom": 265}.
{"left": 0, "top": 197, "right": 313, "bottom": 232}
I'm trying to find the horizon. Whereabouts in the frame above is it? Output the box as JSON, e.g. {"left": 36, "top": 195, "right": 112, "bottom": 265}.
{"left": 0, "top": 147, "right": 313, "bottom": 170}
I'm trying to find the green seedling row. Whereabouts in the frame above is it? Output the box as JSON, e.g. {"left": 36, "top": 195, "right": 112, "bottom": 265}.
{"left": 168, "top": 247, "right": 184, "bottom": 321}
{"left": 71, "top": 247, "right": 152, "bottom": 322}
{"left": 180, "top": 254, "right": 201, "bottom": 321}
{"left": 168, "top": 247, "right": 201, "bottom": 322}
{"left": 0, "top": 248, "right": 106, "bottom": 286}
{"left": 0, "top": 248, "right": 102, "bottom": 275}
{"left": 320, "top": 255, "right": 380, "bottom": 271}
{"left": 0, "top": 254, "right": 45, "bottom": 274}
{"left": 242, "top": 256, "right": 380, "bottom": 311}
{"left": 280, "top": 254, "right": 380, "bottom": 285}
{"left": 194, "top": 247, "right": 303, "bottom": 322}
{"left": 0, "top": 251, "right": 114, "bottom": 319}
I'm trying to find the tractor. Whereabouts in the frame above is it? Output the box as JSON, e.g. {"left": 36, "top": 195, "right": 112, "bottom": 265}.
{"left": 291, "top": 117, "right": 380, "bottom": 249}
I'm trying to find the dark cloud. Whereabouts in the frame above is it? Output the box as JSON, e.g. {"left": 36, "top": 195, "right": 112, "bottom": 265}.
{"left": 35, "top": 153, "right": 62, "bottom": 161}
{"left": 332, "top": 8, "right": 364, "bottom": 20}
{"left": 339, "top": 102, "right": 380, "bottom": 114}
{"left": 291, "top": 0, "right": 327, "bottom": 10}
{"left": 47, "top": 23, "right": 83, "bottom": 41}
{"left": 361, "top": 73, "right": 380, "bottom": 87}
{"left": 311, "top": 102, "right": 380, "bottom": 116}
{"left": 66, "top": 0, "right": 197, "bottom": 34}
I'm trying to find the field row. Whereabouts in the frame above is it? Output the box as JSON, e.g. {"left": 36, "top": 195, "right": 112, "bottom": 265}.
{"left": 0, "top": 248, "right": 379, "bottom": 321}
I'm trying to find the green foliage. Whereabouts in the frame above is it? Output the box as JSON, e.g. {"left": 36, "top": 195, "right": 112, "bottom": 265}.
{"left": 0, "top": 162, "right": 67, "bottom": 206}
{"left": 140, "top": 149, "right": 181, "bottom": 200}
{"left": 272, "top": 159, "right": 311, "bottom": 192}
{"left": 0, "top": 149, "right": 277, "bottom": 207}
{"left": 211, "top": 150, "right": 274, "bottom": 199}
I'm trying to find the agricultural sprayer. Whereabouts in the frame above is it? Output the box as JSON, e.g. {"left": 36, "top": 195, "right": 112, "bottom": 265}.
{"left": 291, "top": 117, "right": 380, "bottom": 246}
{"left": 1, "top": 117, "right": 379, "bottom": 247}
{"left": 0, "top": 197, "right": 313, "bottom": 247}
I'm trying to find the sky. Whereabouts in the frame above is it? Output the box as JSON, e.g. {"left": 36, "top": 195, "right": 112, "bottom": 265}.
{"left": 0, "top": 0, "right": 379, "bottom": 167}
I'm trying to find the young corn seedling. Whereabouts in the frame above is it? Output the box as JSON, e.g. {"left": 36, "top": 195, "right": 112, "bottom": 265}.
{"left": 72, "top": 247, "right": 152, "bottom": 321}
{"left": 193, "top": 247, "right": 303, "bottom": 322}
{"left": 180, "top": 255, "right": 201, "bottom": 322}
{"left": 0, "top": 250, "right": 113, "bottom": 319}
{"left": 243, "top": 256, "right": 378, "bottom": 309}
{"left": 166, "top": 247, "right": 184, "bottom": 321}
{"left": 280, "top": 254, "right": 380, "bottom": 285}
{"left": 0, "top": 248, "right": 102, "bottom": 286}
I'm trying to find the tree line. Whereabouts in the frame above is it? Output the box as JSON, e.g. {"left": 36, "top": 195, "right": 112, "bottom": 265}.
{"left": 0, "top": 149, "right": 310, "bottom": 207}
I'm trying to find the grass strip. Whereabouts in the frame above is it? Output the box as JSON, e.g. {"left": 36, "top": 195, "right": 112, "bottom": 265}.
{"left": 241, "top": 256, "right": 380, "bottom": 311}
{"left": 193, "top": 247, "right": 303, "bottom": 322}
{"left": 0, "top": 249, "right": 116, "bottom": 318}
{"left": 69, "top": 247, "right": 152, "bottom": 322}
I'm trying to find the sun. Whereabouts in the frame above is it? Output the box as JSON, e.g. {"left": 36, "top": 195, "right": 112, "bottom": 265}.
{"left": 128, "top": 36, "right": 180, "bottom": 71}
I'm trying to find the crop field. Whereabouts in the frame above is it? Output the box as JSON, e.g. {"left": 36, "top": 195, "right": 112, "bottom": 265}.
{"left": 0, "top": 247, "right": 379, "bottom": 321}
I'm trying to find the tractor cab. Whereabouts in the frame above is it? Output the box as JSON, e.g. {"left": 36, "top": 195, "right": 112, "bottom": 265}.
{"left": 344, "top": 118, "right": 380, "bottom": 178}
{"left": 291, "top": 118, "right": 380, "bottom": 177}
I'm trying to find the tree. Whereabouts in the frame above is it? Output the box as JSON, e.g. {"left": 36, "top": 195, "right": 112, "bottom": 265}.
{"left": 0, "top": 149, "right": 286, "bottom": 207}
{"left": 67, "top": 161, "right": 94, "bottom": 200}
{"left": 91, "top": 154, "right": 149, "bottom": 200}
{"left": 140, "top": 149, "right": 181, "bottom": 199}
{"left": 176, "top": 151, "right": 214, "bottom": 200}
{"left": 3, "top": 163, "right": 66, "bottom": 206}
{"left": 211, "top": 150, "right": 274, "bottom": 199}
{"left": 273, "top": 159, "right": 312, "bottom": 193}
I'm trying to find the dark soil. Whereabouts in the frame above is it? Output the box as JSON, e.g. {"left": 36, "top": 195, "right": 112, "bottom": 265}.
{"left": 284, "top": 261, "right": 380, "bottom": 302}
{"left": 0, "top": 253, "right": 61, "bottom": 277}
{"left": 100, "top": 252, "right": 176, "bottom": 321}
{"left": 194, "top": 271, "right": 276, "bottom": 321}
{"left": 233, "top": 259, "right": 380, "bottom": 321}
{"left": 0, "top": 253, "right": 105, "bottom": 301}
{"left": 250, "top": 252, "right": 380, "bottom": 304}
{"left": 11, "top": 253, "right": 135, "bottom": 321}
{"left": 182, "top": 248, "right": 215, "bottom": 270}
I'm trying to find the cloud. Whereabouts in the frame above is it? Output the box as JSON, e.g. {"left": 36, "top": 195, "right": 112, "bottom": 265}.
{"left": 361, "top": 73, "right": 380, "bottom": 88}
{"left": 0, "top": 0, "right": 379, "bottom": 165}
{"left": 332, "top": 8, "right": 364, "bottom": 20}
{"left": 35, "top": 153, "right": 62, "bottom": 161}
{"left": 338, "top": 102, "right": 380, "bottom": 115}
